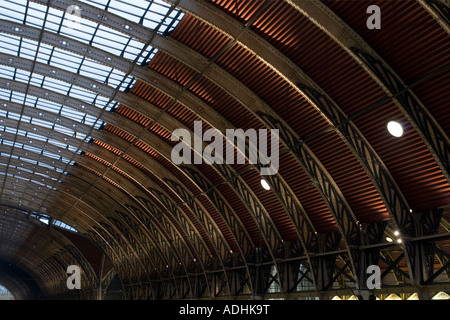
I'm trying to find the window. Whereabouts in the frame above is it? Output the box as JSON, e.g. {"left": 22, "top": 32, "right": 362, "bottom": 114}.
{"left": 30, "top": 212, "right": 50, "bottom": 225}
{"left": 29, "top": 211, "right": 78, "bottom": 232}
{"left": 0, "top": 285, "right": 14, "bottom": 300}
{"left": 267, "top": 265, "right": 280, "bottom": 293}
{"left": 53, "top": 219, "right": 78, "bottom": 232}
{"left": 0, "top": 0, "right": 184, "bottom": 183}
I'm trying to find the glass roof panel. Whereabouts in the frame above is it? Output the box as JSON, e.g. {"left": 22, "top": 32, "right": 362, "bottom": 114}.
{"left": 0, "top": 0, "right": 184, "bottom": 202}
{"left": 53, "top": 219, "right": 78, "bottom": 232}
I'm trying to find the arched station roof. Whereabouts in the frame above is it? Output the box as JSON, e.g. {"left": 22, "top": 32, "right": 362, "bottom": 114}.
{"left": 0, "top": 0, "right": 449, "bottom": 299}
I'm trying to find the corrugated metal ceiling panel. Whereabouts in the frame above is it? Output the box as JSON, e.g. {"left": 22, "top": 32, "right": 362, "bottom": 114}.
{"left": 354, "top": 101, "right": 450, "bottom": 211}
{"left": 170, "top": 14, "right": 230, "bottom": 59}
{"left": 322, "top": 0, "right": 450, "bottom": 139}
{"left": 207, "top": 0, "right": 266, "bottom": 23}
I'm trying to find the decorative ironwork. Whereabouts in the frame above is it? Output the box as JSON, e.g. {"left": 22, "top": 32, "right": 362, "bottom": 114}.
{"left": 149, "top": 187, "right": 213, "bottom": 269}
{"left": 257, "top": 111, "right": 360, "bottom": 247}
{"left": 426, "top": 0, "right": 450, "bottom": 26}
{"left": 260, "top": 170, "right": 319, "bottom": 253}
{"left": 108, "top": 215, "right": 156, "bottom": 276}
{"left": 132, "top": 198, "right": 194, "bottom": 275}
{"left": 296, "top": 85, "right": 417, "bottom": 237}
{"left": 180, "top": 166, "right": 254, "bottom": 258}
{"left": 213, "top": 163, "right": 285, "bottom": 260}
{"left": 420, "top": 208, "right": 444, "bottom": 236}
{"left": 352, "top": 47, "right": 450, "bottom": 186}
{"left": 164, "top": 178, "right": 232, "bottom": 264}
{"left": 424, "top": 244, "right": 450, "bottom": 284}
{"left": 89, "top": 226, "right": 133, "bottom": 287}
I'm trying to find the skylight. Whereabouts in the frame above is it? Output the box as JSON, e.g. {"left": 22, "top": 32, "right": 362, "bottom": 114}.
{"left": 0, "top": 0, "right": 184, "bottom": 202}
{"left": 53, "top": 218, "right": 78, "bottom": 232}
{"left": 0, "top": 285, "right": 14, "bottom": 300}
{"left": 30, "top": 211, "right": 78, "bottom": 232}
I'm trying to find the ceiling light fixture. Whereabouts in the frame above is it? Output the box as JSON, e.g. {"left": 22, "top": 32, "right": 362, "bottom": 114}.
{"left": 387, "top": 121, "right": 404, "bottom": 137}
{"left": 261, "top": 178, "right": 270, "bottom": 190}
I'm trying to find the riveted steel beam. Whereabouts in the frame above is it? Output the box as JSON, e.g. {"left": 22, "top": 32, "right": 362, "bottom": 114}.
{"left": 0, "top": 80, "right": 254, "bottom": 288}
{"left": 3, "top": 3, "right": 314, "bottom": 294}
{"left": 419, "top": 0, "right": 450, "bottom": 35}
{"left": 23, "top": 0, "right": 312, "bottom": 279}
{"left": 286, "top": 0, "right": 450, "bottom": 285}
{"left": 0, "top": 80, "right": 253, "bottom": 271}
{"left": 0, "top": 151, "right": 176, "bottom": 291}
{"left": 165, "top": 0, "right": 385, "bottom": 285}
{"left": 0, "top": 18, "right": 319, "bottom": 262}
{"left": 0, "top": 52, "right": 285, "bottom": 280}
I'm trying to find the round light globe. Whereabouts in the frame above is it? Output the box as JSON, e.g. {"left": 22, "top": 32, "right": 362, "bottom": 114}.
{"left": 261, "top": 179, "right": 271, "bottom": 190}
{"left": 387, "top": 121, "right": 404, "bottom": 137}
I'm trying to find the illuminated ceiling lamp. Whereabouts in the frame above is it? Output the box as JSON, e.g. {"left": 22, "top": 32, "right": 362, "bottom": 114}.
{"left": 387, "top": 121, "right": 404, "bottom": 137}
{"left": 261, "top": 178, "right": 271, "bottom": 190}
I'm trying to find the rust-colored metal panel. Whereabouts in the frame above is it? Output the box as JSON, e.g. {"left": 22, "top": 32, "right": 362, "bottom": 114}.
{"left": 116, "top": 104, "right": 153, "bottom": 127}
{"left": 147, "top": 52, "right": 197, "bottom": 87}
{"left": 207, "top": 0, "right": 266, "bottom": 23}
{"left": 307, "top": 130, "right": 390, "bottom": 223}
{"left": 278, "top": 152, "right": 337, "bottom": 233}
{"left": 170, "top": 14, "right": 230, "bottom": 59}
{"left": 322, "top": 0, "right": 450, "bottom": 139}
{"left": 104, "top": 123, "right": 135, "bottom": 143}
{"left": 240, "top": 167, "right": 298, "bottom": 241}
{"left": 354, "top": 102, "right": 450, "bottom": 211}
{"left": 216, "top": 182, "right": 264, "bottom": 247}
